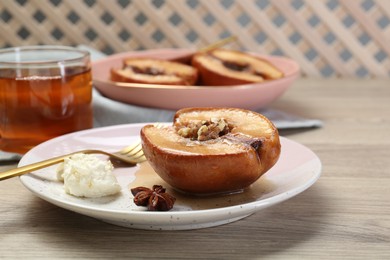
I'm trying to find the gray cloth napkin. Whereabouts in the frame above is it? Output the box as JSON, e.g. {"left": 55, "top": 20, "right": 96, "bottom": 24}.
{"left": 0, "top": 46, "right": 322, "bottom": 162}
{"left": 93, "top": 87, "right": 323, "bottom": 129}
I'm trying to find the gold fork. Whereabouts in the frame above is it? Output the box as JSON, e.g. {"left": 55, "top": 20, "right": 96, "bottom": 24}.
{"left": 0, "top": 145, "right": 144, "bottom": 181}
{"left": 0, "top": 123, "right": 165, "bottom": 181}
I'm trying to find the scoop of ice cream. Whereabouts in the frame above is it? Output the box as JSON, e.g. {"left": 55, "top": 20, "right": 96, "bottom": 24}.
{"left": 57, "top": 153, "right": 121, "bottom": 198}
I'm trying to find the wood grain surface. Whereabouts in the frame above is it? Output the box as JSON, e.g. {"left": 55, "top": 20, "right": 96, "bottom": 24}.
{"left": 1, "top": 78, "right": 389, "bottom": 259}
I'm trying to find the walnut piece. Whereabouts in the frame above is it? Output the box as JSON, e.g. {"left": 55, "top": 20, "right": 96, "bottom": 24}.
{"left": 176, "top": 118, "right": 232, "bottom": 141}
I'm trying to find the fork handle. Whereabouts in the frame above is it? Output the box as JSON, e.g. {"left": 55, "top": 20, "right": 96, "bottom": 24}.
{"left": 0, "top": 152, "right": 82, "bottom": 181}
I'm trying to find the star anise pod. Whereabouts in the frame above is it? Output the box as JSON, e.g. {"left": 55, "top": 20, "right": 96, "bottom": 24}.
{"left": 130, "top": 185, "right": 176, "bottom": 211}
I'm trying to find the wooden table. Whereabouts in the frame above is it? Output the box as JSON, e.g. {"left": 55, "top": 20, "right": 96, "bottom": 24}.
{"left": 1, "top": 78, "right": 389, "bottom": 259}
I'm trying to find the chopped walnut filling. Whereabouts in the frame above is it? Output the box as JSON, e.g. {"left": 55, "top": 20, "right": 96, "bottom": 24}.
{"left": 210, "top": 54, "right": 251, "bottom": 72}
{"left": 176, "top": 118, "right": 232, "bottom": 141}
{"left": 129, "top": 65, "right": 165, "bottom": 76}
{"left": 222, "top": 60, "right": 250, "bottom": 72}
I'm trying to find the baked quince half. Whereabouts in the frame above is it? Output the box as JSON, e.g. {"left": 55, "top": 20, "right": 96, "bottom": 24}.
{"left": 111, "top": 58, "right": 198, "bottom": 85}
{"left": 192, "top": 49, "right": 283, "bottom": 86}
{"left": 141, "top": 107, "right": 281, "bottom": 195}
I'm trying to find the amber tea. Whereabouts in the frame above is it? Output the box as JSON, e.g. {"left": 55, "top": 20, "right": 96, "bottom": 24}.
{"left": 0, "top": 46, "right": 93, "bottom": 154}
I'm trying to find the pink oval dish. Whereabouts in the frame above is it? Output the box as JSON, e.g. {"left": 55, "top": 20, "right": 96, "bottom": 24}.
{"left": 92, "top": 49, "right": 300, "bottom": 110}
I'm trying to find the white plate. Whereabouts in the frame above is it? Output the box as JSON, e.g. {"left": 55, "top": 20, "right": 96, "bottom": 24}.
{"left": 19, "top": 124, "right": 321, "bottom": 230}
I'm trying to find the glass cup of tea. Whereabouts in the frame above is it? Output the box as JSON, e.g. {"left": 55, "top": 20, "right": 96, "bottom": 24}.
{"left": 0, "top": 46, "right": 93, "bottom": 154}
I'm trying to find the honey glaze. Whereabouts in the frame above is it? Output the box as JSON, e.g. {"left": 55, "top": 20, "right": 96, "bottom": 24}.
{"left": 129, "top": 161, "right": 276, "bottom": 210}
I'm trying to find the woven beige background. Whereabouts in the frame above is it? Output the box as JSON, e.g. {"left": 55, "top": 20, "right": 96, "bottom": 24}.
{"left": 1, "top": 0, "right": 389, "bottom": 78}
